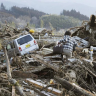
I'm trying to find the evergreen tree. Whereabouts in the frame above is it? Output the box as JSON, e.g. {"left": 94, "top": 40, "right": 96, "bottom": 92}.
{"left": 0, "top": 3, "right": 5, "bottom": 11}
{"left": 60, "top": 9, "right": 89, "bottom": 20}
{"left": 40, "top": 19, "right": 44, "bottom": 28}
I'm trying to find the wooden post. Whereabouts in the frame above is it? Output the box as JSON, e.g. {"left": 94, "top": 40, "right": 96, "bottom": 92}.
{"left": 2, "top": 46, "right": 27, "bottom": 96}
{"left": 2, "top": 46, "right": 12, "bottom": 79}
{"left": 12, "top": 86, "right": 16, "bottom": 96}
{"left": 54, "top": 76, "right": 95, "bottom": 96}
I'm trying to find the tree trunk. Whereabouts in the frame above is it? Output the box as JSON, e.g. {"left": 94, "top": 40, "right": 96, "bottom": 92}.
{"left": 54, "top": 76, "right": 95, "bottom": 96}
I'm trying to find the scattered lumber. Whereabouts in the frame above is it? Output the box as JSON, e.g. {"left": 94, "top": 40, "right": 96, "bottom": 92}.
{"left": 26, "top": 78, "right": 63, "bottom": 96}
{"left": 40, "top": 48, "right": 53, "bottom": 55}
{"left": 23, "top": 85, "right": 48, "bottom": 96}
{"left": 12, "top": 86, "right": 16, "bottom": 96}
{"left": 2, "top": 46, "right": 12, "bottom": 79}
{"left": 2, "top": 46, "right": 27, "bottom": 96}
{"left": 54, "top": 76, "right": 95, "bottom": 96}
{"left": 30, "top": 54, "right": 59, "bottom": 72}
{"left": 0, "top": 88, "right": 12, "bottom": 95}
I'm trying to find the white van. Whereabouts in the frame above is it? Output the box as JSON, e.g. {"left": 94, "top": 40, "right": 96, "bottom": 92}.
{"left": 7, "top": 34, "right": 39, "bottom": 58}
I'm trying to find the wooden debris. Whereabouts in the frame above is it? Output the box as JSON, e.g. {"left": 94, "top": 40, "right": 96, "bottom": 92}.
{"left": 10, "top": 79, "right": 27, "bottom": 96}
{"left": 54, "top": 76, "right": 95, "bottom": 96}
{"left": 30, "top": 54, "right": 59, "bottom": 72}
{"left": 2, "top": 46, "right": 27, "bottom": 96}
{"left": 23, "top": 85, "right": 48, "bottom": 96}
{"left": 26, "top": 78, "right": 63, "bottom": 96}
{"left": 0, "top": 88, "right": 12, "bottom": 95}
{"left": 1, "top": 15, "right": 96, "bottom": 96}
{"left": 12, "top": 86, "right": 16, "bottom": 96}
{"left": 0, "top": 65, "right": 6, "bottom": 72}
{"left": 12, "top": 70, "right": 38, "bottom": 78}
{"left": 40, "top": 48, "right": 53, "bottom": 55}
{"left": 2, "top": 46, "right": 12, "bottom": 79}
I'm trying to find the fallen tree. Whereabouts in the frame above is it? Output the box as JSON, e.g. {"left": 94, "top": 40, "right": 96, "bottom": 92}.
{"left": 54, "top": 76, "right": 95, "bottom": 96}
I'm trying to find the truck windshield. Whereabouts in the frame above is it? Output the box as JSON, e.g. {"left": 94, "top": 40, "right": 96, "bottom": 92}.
{"left": 17, "top": 35, "right": 33, "bottom": 45}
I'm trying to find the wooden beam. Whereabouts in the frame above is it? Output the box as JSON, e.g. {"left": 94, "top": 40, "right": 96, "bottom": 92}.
{"left": 12, "top": 86, "right": 15, "bottom": 96}
{"left": 12, "top": 70, "right": 38, "bottom": 78}
{"left": 2, "top": 46, "right": 27, "bottom": 96}
{"left": 54, "top": 76, "right": 95, "bottom": 96}
{"left": 2, "top": 46, "right": 12, "bottom": 79}
{"left": 26, "top": 78, "right": 63, "bottom": 96}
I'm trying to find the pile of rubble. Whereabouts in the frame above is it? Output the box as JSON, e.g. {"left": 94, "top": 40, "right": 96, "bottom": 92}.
{"left": 0, "top": 15, "right": 96, "bottom": 96}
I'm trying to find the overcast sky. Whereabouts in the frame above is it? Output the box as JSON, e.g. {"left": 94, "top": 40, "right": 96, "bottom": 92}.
{"left": 0, "top": 0, "right": 96, "bottom": 17}
{"left": 0, "top": 0, "right": 96, "bottom": 8}
{"left": 41, "top": 0, "right": 96, "bottom": 7}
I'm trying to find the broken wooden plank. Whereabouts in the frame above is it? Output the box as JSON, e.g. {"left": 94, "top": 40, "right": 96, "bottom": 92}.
{"left": 26, "top": 78, "right": 63, "bottom": 96}
{"left": 12, "top": 70, "right": 38, "bottom": 78}
{"left": 2, "top": 46, "right": 12, "bottom": 79}
{"left": 54, "top": 76, "right": 95, "bottom": 96}
{"left": 12, "top": 86, "right": 16, "bottom": 96}
{"left": 23, "top": 85, "right": 47, "bottom": 96}
{"left": 41, "top": 48, "right": 53, "bottom": 55}
{"left": 51, "top": 61, "right": 62, "bottom": 63}
{"left": 82, "top": 65, "right": 96, "bottom": 78}
{"left": 10, "top": 79, "right": 27, "bottom": 96}
{"left": 2, "top": 46, "right": 27, "bottom": 96}
{"left": 30, "top": 54, "right": 59, "bottom": 72}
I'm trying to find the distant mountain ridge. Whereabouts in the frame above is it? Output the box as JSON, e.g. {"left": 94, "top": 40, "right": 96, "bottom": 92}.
{"left": 0, "top": 3, "right": 89, "bottom": 21}
{"left": 0, "top": 2, "right": 91, "bottom": 29}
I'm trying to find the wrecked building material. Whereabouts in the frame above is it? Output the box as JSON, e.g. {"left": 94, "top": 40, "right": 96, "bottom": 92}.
{"left": 2, "top": 46, "right": 27, "bottom": 96}
{"left": 0, "top": 64, "right": 7, "bottom": 72}
{"left": 1, "top": 14, "right": 96, "bottom": 96}
{"left": 12, "top": 86, "right": 16, "bottom": 96}
{"left": 54, "top": 76, "right": 95, "bottom": 96}
{"left": 30, "top": 54, "right": 59, "bottom": 72}
{"left": 12, "top": 70, "right": 38, "bottom": 78}
{"left": 26, "top": 78, "right": 63, "bottom": 96}
{"left": 23, "top": 85, "right": 48, "bottom": 96}
{"left": 2, "top": 46, "right": 12, "bottom": 79}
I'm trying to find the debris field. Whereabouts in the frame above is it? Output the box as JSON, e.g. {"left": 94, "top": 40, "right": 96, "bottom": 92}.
{"left": 0, "top": 15, "right": 96, "bottom": 96}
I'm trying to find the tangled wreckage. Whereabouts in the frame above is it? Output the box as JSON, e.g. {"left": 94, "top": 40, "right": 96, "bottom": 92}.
{"left": 0, "top": 15, "right": 96, "bottom": 96}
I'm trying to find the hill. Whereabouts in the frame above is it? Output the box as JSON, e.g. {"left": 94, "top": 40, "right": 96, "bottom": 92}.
{"left": 0, "top": 3, "right": 88, "bottom": 29}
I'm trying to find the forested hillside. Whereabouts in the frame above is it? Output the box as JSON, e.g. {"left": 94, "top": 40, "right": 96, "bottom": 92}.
{"left": 60, "top": 9, "right": 89, "bottom": 20}
{"left": 40, "top": 15, "right": 81, "bottom": 29}
{"left": 0, "top": 3, "right": 89, "bottom": 30}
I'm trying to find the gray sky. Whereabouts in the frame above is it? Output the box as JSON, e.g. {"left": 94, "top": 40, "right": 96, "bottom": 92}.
{"left": 0, "top": 0, "right": 96, "bottom": 17}
{"left": 0, "top": 0, "right": 96, "bottom": 8}
{"left": 1, "top": 0, "right": 96, "bottom": 8}
{"left": 41, "top": 0, "right": 96, "bottom": 7}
